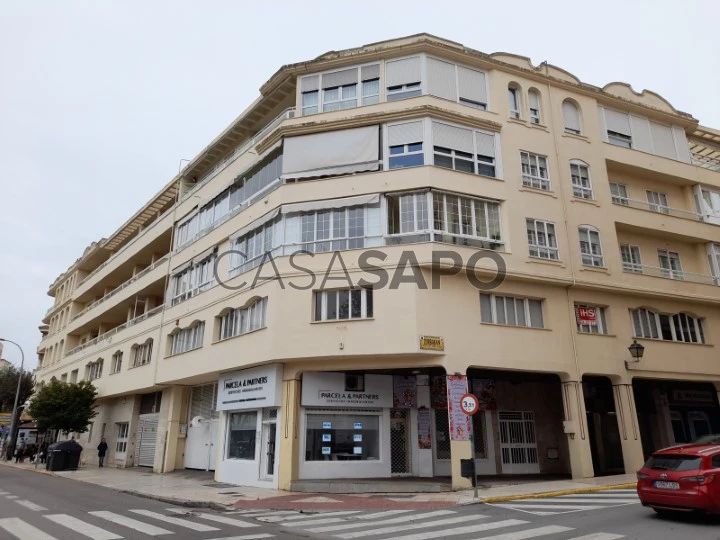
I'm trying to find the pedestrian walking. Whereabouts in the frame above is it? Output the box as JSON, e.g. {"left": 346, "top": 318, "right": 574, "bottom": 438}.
{"left": 38, "top": 442, "right": 48, "bottom": 464}
{"left": 97, "top": 438, "right": 108, "bottom": 467}
{"left": 14, "top": 438, "right": 26, "bottom": 463}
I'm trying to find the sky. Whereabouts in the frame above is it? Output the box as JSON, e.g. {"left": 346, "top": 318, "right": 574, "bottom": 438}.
{"left": 1, "top": 0, "right": 718, "bottom": 371}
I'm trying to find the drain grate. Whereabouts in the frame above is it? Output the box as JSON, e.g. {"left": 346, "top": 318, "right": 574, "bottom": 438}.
{"left": 203, "top": 482, "right": 236, "bottom": 488}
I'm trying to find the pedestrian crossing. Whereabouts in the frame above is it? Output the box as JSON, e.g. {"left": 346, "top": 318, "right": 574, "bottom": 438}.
{"left": 229, "top": 507, "right": 630, "bottom": 540}
{"left": 489, "top": 488, "right": 640, "bottom": 516}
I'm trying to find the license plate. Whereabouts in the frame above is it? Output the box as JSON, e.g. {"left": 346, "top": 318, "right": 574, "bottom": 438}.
{"left": 654, "top": 481, "right": 679, "bottom": 489}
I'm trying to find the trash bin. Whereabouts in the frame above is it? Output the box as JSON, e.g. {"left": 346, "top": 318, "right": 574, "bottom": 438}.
{"left": 45, "top": 441, "right": 83, "bottom": 471}
{"left": 65, "top": 441, "right": 83, "bottom": 470}
{"left": 46, "top": 448, "right": 66, "bottom": 471}
{"left": 460, "top": 458, "right": 476, "bottom": 479}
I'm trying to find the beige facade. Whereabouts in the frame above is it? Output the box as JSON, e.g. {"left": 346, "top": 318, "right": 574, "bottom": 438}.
{"left": 36, "top": 34, "right": 720, "bottom": 490}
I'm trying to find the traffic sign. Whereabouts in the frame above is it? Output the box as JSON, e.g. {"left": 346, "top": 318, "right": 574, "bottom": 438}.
{"left": 460, "top": 393, "right": 479, "bottom": 416}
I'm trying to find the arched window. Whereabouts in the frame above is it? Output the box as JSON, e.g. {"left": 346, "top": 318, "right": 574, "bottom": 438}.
{"left": 563, "top": 100, "right": 582, "bottom": 135}
{"left": 169, "top": 321, "right": 205, "bottom": 356}
{"left": 528, "top": 89, "right": 542, "bottom": 125}
{"left": 570, "top": 160, "right": 593, "bottom": 200}
{"left": 131, "top": 339, "right": 153, "bottom": 368}
{"left": 629, "top": 308, "right": 704, "bottom": 343}
{"left": 578, "top": 225, "right": 604, "bottom": 267}
{"left": 217, "top": 298, "right": 268, "bottom": 341}
{"left": 111, "top": 350, "right": 123, "bottom": 374}
{"left": 508, "top": 83, "right": 522, "bottom": 119}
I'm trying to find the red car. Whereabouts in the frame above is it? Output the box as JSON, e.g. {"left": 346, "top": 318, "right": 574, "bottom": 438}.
{"left": 637, "top": 443, "right": 720, "bottom": 515}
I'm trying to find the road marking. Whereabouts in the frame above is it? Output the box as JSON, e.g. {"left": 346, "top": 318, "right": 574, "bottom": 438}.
{"left": 557, "top": 494, "right": 638, "bottom": 499}
{"left": 204, "top": 536, "right": 274, "bottom": 540}
{"left": 373, "top": 519, "right": 530, "bottom": 540}
{"left": 336, "top": 514, "right": 498, "bottom": 539}
{"left": 305, "top": 510, "right": 457, "bottom": 533}
{"left": 15, "top": 499, "right": 48, "bottom": 511}
{"left": 467, "top": 525, "right": 574, "bottom": 539}
{"left": 282, "top": 518, "right": 348, "bottom": 527}
{"left": 6, "top": 495, "right": 19, "bottom": 499}
{"left": 89, "top": 511, "right": 173, "bottom": 536}
{"left": 130, "top": 510, "right": 220, "bottom": 531}
{"left": 167, "top": 510, "right": 258, "bottom": 528}
{"left": 495, "top": 504, "right": 604, "bottom": 511}
{"left": 358, "top": 510, "right": 414, "bottom": 519}
{"left": 259, "top": 510, "right": 361, "bottom": 522}
{"left": 45, "top": 514, "right": 122, "bottom": 540}
{"left": 231, "top": 510, "right": 297, "bottom": 517}
{"left": 0, "top": 491, "right": 10, "bottom": 495}
{"left": 0, "top": 517, "right": 57, "bottom": 540}
{"left": 543, "top": 498, "right": 638, "bottom": 504}
{"left": 568, "top": 534, "right": 625, "bottom": 540}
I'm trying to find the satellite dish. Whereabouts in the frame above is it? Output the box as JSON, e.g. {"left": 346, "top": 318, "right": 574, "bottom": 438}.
{"left": 189, "top": 416, "right": 205, "bottom": 428}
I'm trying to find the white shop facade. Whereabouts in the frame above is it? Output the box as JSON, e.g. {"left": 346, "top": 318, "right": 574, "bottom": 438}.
{"left": 215, "top": 363, "right": 283, "bottom": 488}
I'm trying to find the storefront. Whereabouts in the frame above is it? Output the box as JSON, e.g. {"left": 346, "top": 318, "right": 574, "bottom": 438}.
{"left": 215, "top": 364, "right": 282, "bottom": 488}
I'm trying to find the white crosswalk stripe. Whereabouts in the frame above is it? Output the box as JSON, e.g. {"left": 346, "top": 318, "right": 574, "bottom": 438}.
{"left": 0, "top": 517, "right": 57, "bottom": 540}
{"left": 363, "top": 518, "right": 529, "bottom": 540}
{"left": 130, "top": 509, "right": 220, "bottom": 531}
{"left": 489, "top": 489, "right": 640, "bottom": 515}
{"left": 45, "top": 514, "right": 122, "bottom": 540}
{"left": 466, "top": 525, "right": 573, "bottom": 540}
{"left": 336, "top": 514, "right": 499, "bottom": 539}
{"left": 88, "top": 511, "right": 173, "bottom": 535}
{"left": 199, "top": 536, "right": 274, "bottom": 540}
{"left": 15, "top": 499, "right": 47, "bottom": 511}
{"left": 259, "top": 510, "right": 362, "bottom": 522}
{"left": 568, "top": 534, "right": 625, "bottom": 540}
{"left": 167, "top": 508, "right": 258, "bottom": 528}
{"left": 304, "top": 510, "right": 457, "bottom": 533}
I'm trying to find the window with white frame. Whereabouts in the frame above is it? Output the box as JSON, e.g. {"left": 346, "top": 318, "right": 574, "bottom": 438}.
{"left": 610, "top": 182, "right": 629, "bottom": 205}
{"left": 387, "top": 120, "right": 424, "bottom": 169}
{"left": 563, "top": 100, "right": 582, "bottom": 135}
{"left": 219, "top": 298, "right": 267, "bottom": 341}
{"left": 630, "top": 308, "right": 704, "bottom": 343}
{"left": 575, "top": 304, "right": 608, "bottom": 334}
{"left": 521, "top": 151, "right": 550, "bottom": 190}
{"left": 170, "top": 322, "right": 205, "bottom": 356}
{"left": 70, "top": 369, "right": 78, "bottom": 383}
{"left": 389, "top": 142, "right": 424, "bottom": 169}
{"left": 131, "top": 340, "right": 153, "bottom": 368}
{"left": 658, "top": 249, "right": 683, "bottom": 280}
{"left": 314, "top": 288, "right": 373, "bottom": 321}
{"left": 385, "top": 56, "right": 422, "bottom": 102}
{"left": 620, "top": 244, "right": 643, "bottom": 273}
{"left": 111, "top": 351, "right": 123, "bottom": 374}
{"left": 570, "top": 161, "right": 593, "bottom": 199}
{"left": 528, "top": 90, "right": 542, "bottom": 125}
{"left": 646, "top": 190, "right": 669, "bottom": 214}
{"left": 174, "top": 213, "right": 199, "bottom": 249}
{"left": 603, "top": 108, "right": 633, "bottom": 148}
{"left": 480, "top": 294, "right": 544, "bottom": 328}
{"left": 579, "top": 226, "right": 604, "bottom": 267}
{"left": 708, "top": 243, "right": 720, "bottom": 284}
{"left": 526, "top": 219, "right": 558, "bottom": 260}
{"left": 300, "top": 65, "right": 381, "bottom": 115}
{"left": 116, "top": 423, "right": 129, "bottom": 455}
{"left": 230, "top": 218, "right": 279, "bottom": 276}
{"left": 86, "top": 358, "right": 103, "bottom": 381}
{"left": 300, "top": 207, "right": 366, "bottom": 253}
{"left": 386, "top": 192, "right": 429, "bottom": 239}
{"left": 171, "top": 252, "right": 217, "bottom": 306}
{"left": 508, "top": 84, "right": 521, "bottom": 119}
{"left": 431, "top": 121, "right": 497, "bottom": 178}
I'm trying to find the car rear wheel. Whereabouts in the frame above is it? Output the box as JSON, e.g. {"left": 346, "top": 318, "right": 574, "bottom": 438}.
{"left": 652, "top": 508, "right": 677, "bottom": 517}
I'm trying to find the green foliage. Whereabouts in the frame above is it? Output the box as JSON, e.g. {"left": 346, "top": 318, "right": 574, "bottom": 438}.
{"left": 0, "top": 365, "right": 34, "bottom": 413}
{"left": 28, "top": 379, "right": 97, "bottom": 433}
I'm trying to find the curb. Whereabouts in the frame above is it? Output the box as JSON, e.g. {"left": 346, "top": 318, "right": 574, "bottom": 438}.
{"left": 118, "top": 490, "right": 234, "bottom": 512}
{"left": 480, "top": 482, "right": 637, "bottom": 503}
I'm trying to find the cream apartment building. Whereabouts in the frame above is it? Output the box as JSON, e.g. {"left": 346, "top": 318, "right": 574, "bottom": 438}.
{"left": 36, "top": 34, "right": 720, "bottom": 491}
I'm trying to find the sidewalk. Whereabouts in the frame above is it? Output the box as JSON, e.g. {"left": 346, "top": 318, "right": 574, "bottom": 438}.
{"left": 0, "top": 460, "right": 636, "bottom": 510}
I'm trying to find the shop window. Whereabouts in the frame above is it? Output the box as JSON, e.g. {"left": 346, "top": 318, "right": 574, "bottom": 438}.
{"left": 305, "top": 412, "right": 380, "bottom": 461}
{"left": 670, "top": 410, "right": 687, "bottom": 444}
{"left": 434, "top": 409, "right": 451, "bottom": 460}
{"left": 227, "top": 411, "right": 257, "bottom": 460}
{"left": 689, "top": 411, "right": 711, "bottom": 441}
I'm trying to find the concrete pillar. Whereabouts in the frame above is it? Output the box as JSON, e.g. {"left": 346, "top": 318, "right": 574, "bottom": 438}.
{"left": 450, "top": 439, "right": 473, "bottom": 490}
{"left": 561, "top": 381, "right": 594, "bottom": 479}
{"left": 156, "top": 386, "right": 184, "bottom": 473}
{"left": 612, "top": 383, "right": 645, "bottom": 473}
{"left": 278, "top": 379, "right": 301, "bottom": 491}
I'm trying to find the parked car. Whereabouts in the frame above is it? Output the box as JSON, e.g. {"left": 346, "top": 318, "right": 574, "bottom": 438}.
{"left": 637, "top": 442, "right": 720, "bottom": 515}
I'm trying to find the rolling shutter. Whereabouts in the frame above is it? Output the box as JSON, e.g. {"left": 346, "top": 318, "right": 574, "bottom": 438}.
{"left": 458, "top": 66, "right": 487, "bottom": 105}
{"left": 563, "top": 101, "right": 581, "bottom": 133}
{"left": 388, "top": 120, "right": 424, "bottom": 146}
{"left": 137, "top": 413, "right": 159, "bottom": 467}
{"left": 361, "top": 64, "right": 380, "bottom": 81}
{"left": 475, "top": 132, "right": 496, "bottom": 158}
{"left": 672, "top": 126, "right": 691, "bottom": 163}
{"left": 301, "top": 75, "right": 320, "bottom": 93}
{"left": 650, "top": 122, "right": 677, "bottom": 159}
{"left": 432, "top": 121, "right": 474, "bottom": 153}
{"left": 630, "top": 116, "right": 653, "bottom": 153}
{"left": 322, "top": 68, "right": 358, "bottom": 89}
{"left": 385, "top": 57, "right": 422, "bottom": 87}
{"left": 426, "top": 58, "right": 457, "bottom": 101}
{"left": 604, "top": 109, "right": 631, "bottom": 136}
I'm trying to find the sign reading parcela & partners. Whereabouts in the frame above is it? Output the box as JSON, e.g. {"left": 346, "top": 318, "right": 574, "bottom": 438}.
{"left": 301, "top": 372, "right": 393, "bottom": 407}
{"left": 216, "top": 364, "right": 282, "bottom": 411}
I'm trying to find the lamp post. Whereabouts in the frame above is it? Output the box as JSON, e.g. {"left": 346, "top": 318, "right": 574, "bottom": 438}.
{"left": 0, "top": 339, "right": 25, "bottom": 461}
{"left": 625, "top": 339, "right": 645, "bottom": 369}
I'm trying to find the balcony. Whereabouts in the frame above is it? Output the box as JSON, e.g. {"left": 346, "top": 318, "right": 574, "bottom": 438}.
{"left": 612, "top": 196, "right": 701, "bottom": 221}
{"left": 622, "top": 263, "right": 718, "bottom": 287}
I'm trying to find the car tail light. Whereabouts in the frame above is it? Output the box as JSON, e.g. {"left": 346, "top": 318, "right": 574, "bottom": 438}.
{"left": 680, "top": 474, "right": 715, "bottom": 485}
{"left": 637, "top": 472, "right": 650, "bottom": 479}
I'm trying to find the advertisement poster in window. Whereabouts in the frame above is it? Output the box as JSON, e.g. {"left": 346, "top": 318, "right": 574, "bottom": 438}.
{"left": 575, "top": 306, "right": 597, "bottom": 326}
{"left": 417, "top": 408, "right": 432, "bottom": 449}
{"left": 474, "top": 379, "right": 497, "bottom": 411}
{"left": 430, "top": 375, "right": 448, "bottom": 409}
{"left": 393, "top": 375, "right": 417, "bottom": 408}
{"left": 446, "top": 375, "right": 471, "bottom": 441}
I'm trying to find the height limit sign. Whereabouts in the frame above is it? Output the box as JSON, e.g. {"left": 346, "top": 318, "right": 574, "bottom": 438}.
{"left": 460, "top": 393, "right": 479, "bottom": 416}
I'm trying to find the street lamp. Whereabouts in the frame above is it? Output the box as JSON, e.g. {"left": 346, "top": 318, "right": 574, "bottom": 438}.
{"left": 0, "top": 338, "right": 25, "bottom": 461}
{"left": 625, "top": 339, "right": 645, "bottom": 370}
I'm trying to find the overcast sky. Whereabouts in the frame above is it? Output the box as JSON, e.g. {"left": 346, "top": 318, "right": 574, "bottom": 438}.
{"left": 1, "top": 0, "right": 718, "bottom": 370}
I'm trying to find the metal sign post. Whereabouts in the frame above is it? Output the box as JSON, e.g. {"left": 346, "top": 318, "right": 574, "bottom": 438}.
{"left": 460, "top": 391, "right": 480, "bottom": 500}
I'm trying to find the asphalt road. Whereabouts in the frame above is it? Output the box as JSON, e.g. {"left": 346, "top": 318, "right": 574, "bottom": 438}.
{"left": 1, "top": 466, "right": 719, "bottom": 540}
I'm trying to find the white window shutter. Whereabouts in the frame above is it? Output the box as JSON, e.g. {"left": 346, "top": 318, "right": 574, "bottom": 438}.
{"left": 562, "top": 101, "right": 581, "bottom": 132}
{"left": 431, "top": 121, "right": 474, "bottom": 154}
{"left": 604, "top": 109, "right": 631, "bottom": 136}
{"left": 650, "top": 122, "right": 677, "bottom": 159}
{"left": 322, "top": 68, "right": 358, "bottom": 89}
{"left": 385, "top": 57, "right": 422, "bottom": 88}
{"left": 301, "top": 75, "right": 320, "bottom": 93}
{"left": 388, "top": 120, "right": 424, "bottom": 146}
{"left": 426, "top": 57, "right": 457, "bottom": 101}
{"left": 458, "top": 66, "right": 487, "bottom": 105}
{"left": 630, "top": 116, "right": 653, "bottom": 153}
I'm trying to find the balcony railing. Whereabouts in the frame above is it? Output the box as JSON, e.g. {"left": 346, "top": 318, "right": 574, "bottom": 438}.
{"left": 611, "top": 197, "right": 702, "bottom": 221}
{"left": 691, "top": 154, "right": 720, "bottom": 173}
{"left": 64, "top": 304, "right": 164, "bottom": 358}
{"left": 71, "top": 256, "right": 169, "bottom": 322}
{"left": 622, "top": 263, "right": 718, "bottom": 286}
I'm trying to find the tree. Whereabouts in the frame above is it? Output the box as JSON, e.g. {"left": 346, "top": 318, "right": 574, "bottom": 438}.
{"left": 0, "top": 365, "right": 34, "bottom": 413}
{"left": 28, "top": 380, "right": 97, "bottom": 434}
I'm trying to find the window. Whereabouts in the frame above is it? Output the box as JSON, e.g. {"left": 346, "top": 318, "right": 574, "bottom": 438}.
{"left": 175, "top": 214, "right": 199, "bottom": 249}
{"left": 230, "top": 218, "right": 279, "bottom": 276}
{"left": 132, "top": 340, "right": 153, "bottom": 368}
{"left": 570, "top": 161, "right": 593, "bottom": 199}
{"left": 480, "top": 294, "right": 544, "bottom": 328}
{"left": 60, "top": 373, "right": 67, "bottom": 383}
{"left": 575, "top": 305, "right": 608, "bottom": 334}
{"left": 87, "top": 359, "right": 103, "bottom": 381}
{"left": 387, "top": 192, "right": 429, "bottom": 238}
{"left": 508, "top": 85, "right": 521, "bottom": 119}
{"left": 610, "top": 183, "right": 629, "bottom": 205}
{"left": 305, "top": 412, "right": 380, "bottom": 461}
{"left": 219, "top": 298, "right": 267, "bottom": 341}
{"left": 620, "top": 244, "right": 643, "bottom": 273}
{"left": 630, "top": 308, "right": 704, "bottom": 343}
{"left": 227, "top": 411, "right": 257, "bottom": 460}
{"left": 323, "top": 83, "right": 357, "bottom": 112}
{"left": 389, "top": 142, "right": 424, "bottom": 169}
{"left": 521, "top": 151, "right": 550, "bottom": 190}
{"left": 431, "top": 122, "right": 498, "bottom": 178}
{"left": 170, "top": 322, "right": 205, "bottom": 355}
{"left": 434, "top": 146, "right": 474, "bottom": 173}
{"left": 658, "top": 249, "right": 683, "bottom": 280}
{"left": 362, "top": 78, "right": 380, "bottom": 106}
{"left": 708, "top": 243, "right": 720, "bottom": 284}
{"left": 300, "top": 207, "right": 366, "bottom": 253}
{"left": 300, "top": 64, "right": 380, "bottom": 114}
{"left": 526, "top": 219, "right": 558, "bottom": 260}
{"left": 314, "top": 288, "right": 373, "bottom": 322}
{"left": 111, "top": 351, "right": 123, "bottom": 374}
{"left": 646, "top": 190, "right": 669, "bottom": 214}
{"left": 563, "top": 100, "right": 582, "bottom": 135}
{"left": 457, "top": 65, "right": 488, "bottom": 110}
{"left": 171, "top": 252, "right": 217, "bottom": 305}
{"left": 70, "top": 369, "right": 78, "bottom": 384}
{"left": 608, "top": 131, "right": 632, "bottom": 148}
{"left": 528, "top": 90, "right": 542, "bottom": 125}
{"left": 115, "top": 423, "right": 129, "bottom": 455}
{"left": 579, "top": 226, "right": 604, "bottom": 267}
{"left": 301, "top": 91, "right": 319, "bottom": 115}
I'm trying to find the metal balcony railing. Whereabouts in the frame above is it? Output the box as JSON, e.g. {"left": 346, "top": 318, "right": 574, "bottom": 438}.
{"left": 64, "top": 304, "right": 164, "bottom": 358}
{"left": 611, "top": 197, "right": 702, "bottom": 221}
{"left": 70, "top": 256, "right": 169, "bottom": 322}
{"left": 623, "top": 263, "right": 718, "bottom": 286}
